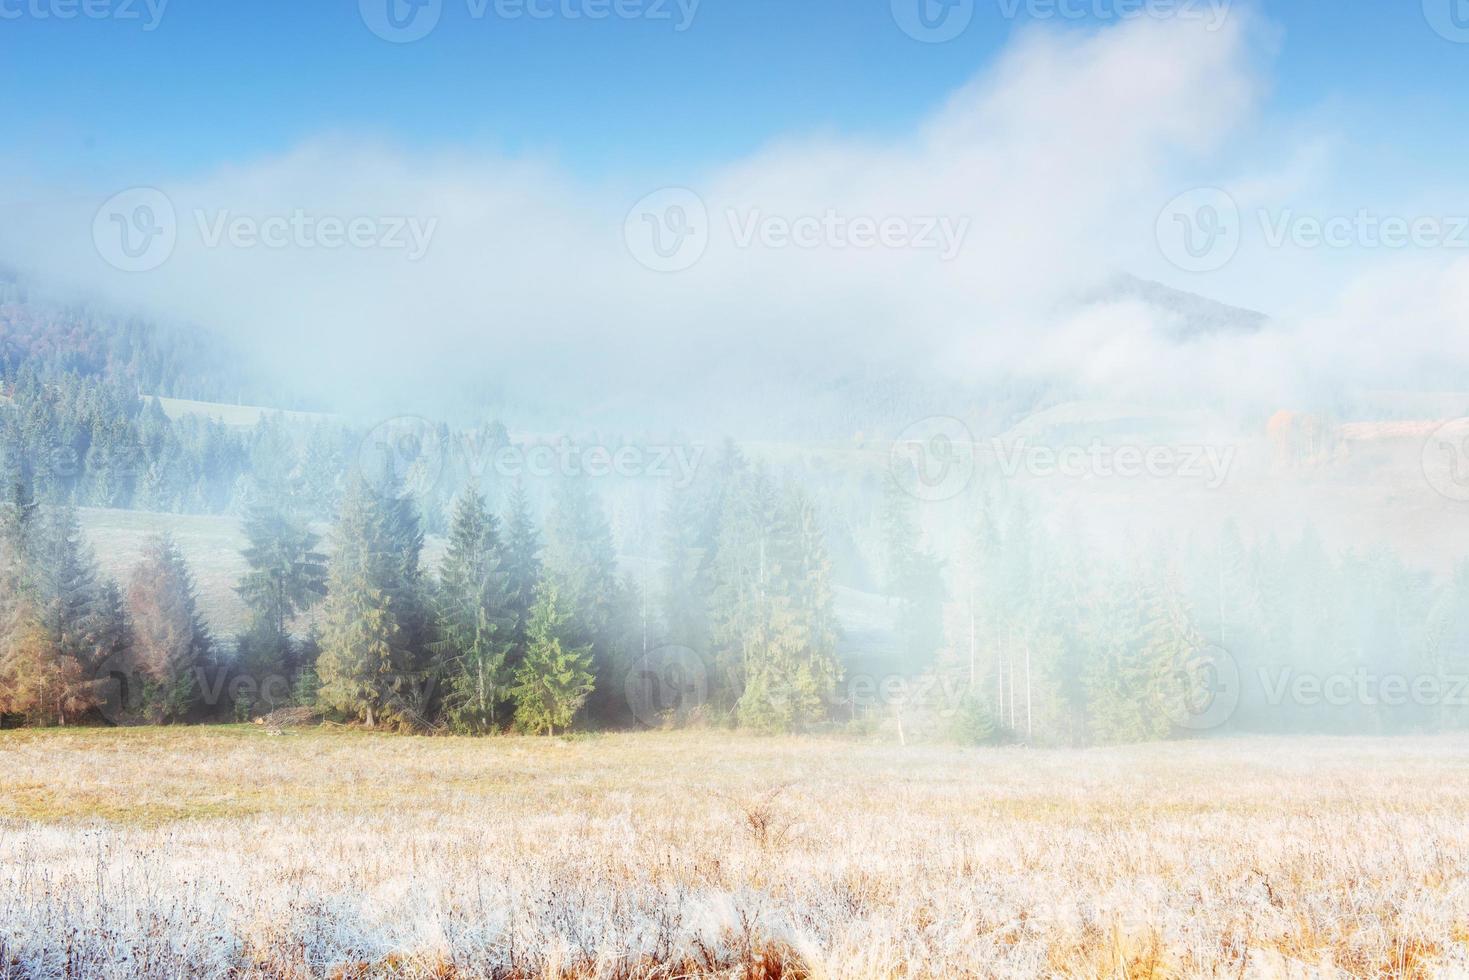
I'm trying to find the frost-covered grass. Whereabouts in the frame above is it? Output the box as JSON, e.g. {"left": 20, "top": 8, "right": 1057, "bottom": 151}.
{"left": 2, "top": 729, "right": 1467, "bottom": 978}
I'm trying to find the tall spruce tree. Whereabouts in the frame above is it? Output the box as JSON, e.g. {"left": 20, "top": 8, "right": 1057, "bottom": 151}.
{"left": 501, "top": 481, "right": 542, "bottom": 626}
{"left": 543, "top": 475, "right": 627, "bottom": 722}
{"left": 511, "top": 580, "right": 594, "bottom": 736}
{"left": 126, "top": 534, "right": 210, "bottom": 723}
{"left": 433, "top": 483, "right": 513, "bottom": 731}
{"left": 315, "top": 478, "right": 428, "bottom": 728}
{"left": 735, "top": 486, "right": 841, "bottom": 732}
{"left": 0, "top": 471, "right": 39, "bottom": 615}
{"left": 383, "top": 491, "right": 435, "bottom": 715}
{"left": 500, "top": 480, "right": 543, "bottom": 683}
{"left": 30, "top": 504, "right": 101, "bottom": 666}
{"left": 704, "top": 463, "right": 841, "bottom": 732}
{"left": 660, "top": 485, "right": 710, "bottom": 651}
{"left": 235, "top": 498, "right": 327, "bottom": 706}
{"left": 238, "top": 501, "right": 328, "bottom": 641}
{"left": 707, "top": 464, "right": 779, "bottom": 709}
{"left": 0, "top": 488, "right": 131, "bottom": 726}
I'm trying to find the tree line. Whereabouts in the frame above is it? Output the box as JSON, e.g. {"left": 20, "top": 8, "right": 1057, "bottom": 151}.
{"left": 0, "top": 479, "right": 208, "bottom": 726}
{"left": 910, "top": 492, "right": 1469, "bottom": 744}
{"left": 0, "top": 369, "right": 356, "bottom": 517}
{"left": 1, "top": 274, "right": 295, "bottom": 406}
{"left": 8, "top": 373, "right": 1469, "bottom": 742}
{"left": 0, "top": 441, "right": 844, "bottom": 735}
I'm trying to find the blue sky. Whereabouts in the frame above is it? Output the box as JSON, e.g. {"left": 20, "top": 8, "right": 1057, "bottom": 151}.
{"left": 5, "top": 0, "right": 1469, "bottom": 414}
{"left": 3, "top": 0, "right": 1468, "bottom": 187}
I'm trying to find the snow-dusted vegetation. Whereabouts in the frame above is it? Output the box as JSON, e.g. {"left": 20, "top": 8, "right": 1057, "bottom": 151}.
{"left": 3, "top": 729, "right": 1467, "bottom": 978}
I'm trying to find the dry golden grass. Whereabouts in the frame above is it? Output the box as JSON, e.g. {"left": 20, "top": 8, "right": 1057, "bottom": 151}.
{"left": 2, "top": 729, "right": 1467, "bottom": 978}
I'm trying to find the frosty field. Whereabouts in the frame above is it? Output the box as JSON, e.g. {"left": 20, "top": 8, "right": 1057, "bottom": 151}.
{"left": 1, "top": 730, "right": 1466, "bottom": 978}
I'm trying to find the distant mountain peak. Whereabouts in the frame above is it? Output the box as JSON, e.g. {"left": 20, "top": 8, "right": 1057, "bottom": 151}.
{"left": 1078, "top": 273, "right": 1268, "bottom": 342}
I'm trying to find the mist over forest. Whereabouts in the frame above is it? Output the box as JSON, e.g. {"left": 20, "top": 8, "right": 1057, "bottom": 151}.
{"left": 10, "top": 5, "right": 1469, "bottom": 977}
{"left": 4, "top": 225, "right": 1469, "bottom": 742}
{"left": 3, "top": 8, "right": 1469, "bottom": 745}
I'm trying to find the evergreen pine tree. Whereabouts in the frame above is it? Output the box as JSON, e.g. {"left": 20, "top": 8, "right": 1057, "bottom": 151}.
{"left": 543, "top": 475, "right": 627, "bottom": 722}
{"left": 315, "top": 478, "right": 427, "bottom": 728}
{"left": 384, "top": 491, "right": 437, "bottom": 718}
{"left": 502, "top": 482, "right": 542, "bottom": 621}
{"left": 0, "top": 469, "right": 39, "bottom": 608}
{"left": 235, "top": 498, "right": 327, "bottom": 694}
{"left": 878, "top": 479, "right": 945, "bottom": 664}
{"left": 737, "top": 486, "right": 841, "bottom": 732}
{"left": 511, "top": 581, "right": 594, "bottom": 736}
{"left": 433, "top": 483, "right": 513, "bottom": 731}
{"left": 126, "top": 534, "right": 210, "bottom": 722}
{"left": 30, "top": 504, "right": 101, "bottom": 665}
{"left": 660, "top": 485, "right": 710, "bottom": 651}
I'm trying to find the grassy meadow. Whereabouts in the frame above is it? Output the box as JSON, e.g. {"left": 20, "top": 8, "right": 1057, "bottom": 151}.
{"left": 2, "top": 729, "right": 1467, "bottom": 978}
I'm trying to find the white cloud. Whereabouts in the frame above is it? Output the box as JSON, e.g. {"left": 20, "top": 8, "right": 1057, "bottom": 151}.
{"left": 11, "top": 12, "right": 1465, "bottom": 428}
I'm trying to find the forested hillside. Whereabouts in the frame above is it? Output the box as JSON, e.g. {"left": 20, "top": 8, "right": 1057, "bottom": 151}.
{"left": 0, "top": 272, "right": 277, "bottom": 404}
{"left": 5, "top": 280, "right": 1469, "bottom": 745}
